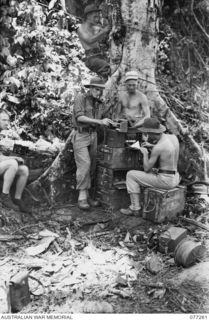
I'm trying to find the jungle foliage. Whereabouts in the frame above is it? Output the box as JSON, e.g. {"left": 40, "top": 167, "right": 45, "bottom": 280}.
{"left": 0, "top": 0, "right": 209, "bottom": 147}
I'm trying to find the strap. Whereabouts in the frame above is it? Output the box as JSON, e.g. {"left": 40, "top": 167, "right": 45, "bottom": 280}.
{"left": 29, "top": 275, "right": 45, "bottom": 296}
{"left": 158, "top": 169, "right": 176, "bottom": 174}
{"left": 78, "top": 127, "right": 97, "bottom": 133}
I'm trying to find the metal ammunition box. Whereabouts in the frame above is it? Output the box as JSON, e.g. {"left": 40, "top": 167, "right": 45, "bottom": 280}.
{"left": 159, "top": 227, "right": 187, "bottom": 253}
{"left": 104, "top": 128, "right": 126, "bottom": 148}
{"left": 24, "top": 154, "right": 55, "bottom": 169}
{"left": 143, "top": 186, "right": 186, "bottom": 223}
{"left": 98, "top": 146, "right": 140, "bottom": 169}
{"left": 97, "top": 187, "right": 130, "bottom": 211}
{"left": 9, "top": 271, "right": 31, "bottom": 312}
{"left": 13, "top": 144, "right": 29, "bottom": 155}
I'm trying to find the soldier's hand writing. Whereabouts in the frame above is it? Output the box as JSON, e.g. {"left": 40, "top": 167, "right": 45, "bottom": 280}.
{"left": 100, "top": 118, "right": 114, "bottom": 126}
{"left": 141, "top": 141, "right": 154, "bottom": 148}
{"left": 139, "top": 147, "right": 149, "bottom": 156}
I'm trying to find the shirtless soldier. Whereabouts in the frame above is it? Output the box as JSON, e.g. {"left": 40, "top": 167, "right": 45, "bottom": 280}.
{"left": 121, "top": 117, "right": 180, "bottom": 215}
{"left": 117, "top": 71, "right": 150, "bottom": 127}
{"left": 78, "top": 4, "right": 110, "bottom": 78}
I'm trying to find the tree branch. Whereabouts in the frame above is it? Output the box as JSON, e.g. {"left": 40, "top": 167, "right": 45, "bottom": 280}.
{"left": 191, "top": 0, "right": 209, "bottom": 42}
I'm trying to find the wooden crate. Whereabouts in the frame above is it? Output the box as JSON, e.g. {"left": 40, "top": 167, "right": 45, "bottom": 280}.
{"left": 96, "top": 166, "right": 128, "bottom": 190}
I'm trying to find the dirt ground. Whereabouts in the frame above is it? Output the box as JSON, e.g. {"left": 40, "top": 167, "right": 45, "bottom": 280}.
{"left": 0, "top": 199, "right": 209, "bottom": 314}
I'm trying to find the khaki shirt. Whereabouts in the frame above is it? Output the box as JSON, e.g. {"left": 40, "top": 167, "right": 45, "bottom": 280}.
{"left": 73, "top": 91, "right": 105, "bottom": 129}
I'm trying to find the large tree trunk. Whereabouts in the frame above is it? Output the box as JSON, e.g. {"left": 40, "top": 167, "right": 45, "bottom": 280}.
{"left": 29, "top": 0, "right": 208, "bottom": 204}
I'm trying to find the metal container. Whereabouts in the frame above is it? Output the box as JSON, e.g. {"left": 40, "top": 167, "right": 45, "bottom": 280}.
{"left": 159, "top": 227, "right": 187, "bottom": 253}
{"left": 13, "top": 144, "right": 29, "bottom": 155}
{"left": 143, "top": 186, "right": 186, "bottom": 223}
{"left": 103, "top": 128, "right": 126, "bottom": 148}
{"left": 188, "top": 181, "right": 209, "bottom": 195}
{"left": 99, "top": 145, "right": 140, "bottom": 169}
{"left": 9, "top": 271, "right": 31, "bottom": 312}
{"left": 174, "top": 238, "right": 206, "bottom": 267}
{"left": 97, "top": 188, "right": 130, "bottom": 211}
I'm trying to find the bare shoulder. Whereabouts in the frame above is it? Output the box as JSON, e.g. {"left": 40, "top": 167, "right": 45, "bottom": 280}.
{"left": 118, "top": 90, "right": 127, "bottom": 101}
{"left": 152, "top": 143, "right": 162, "bottom": 155}
{"left": 168, "top": 134, "right": 179, "bottom": 143}
{"left": 78, "top": 24, "right": 87, "bottom": 37}
{"left": 136, "top": 90, "right": 147, "bottom": 99}
{"left": 163, "top": 134, "right": 179, "bottom": 148}
{"left": 136, "top": 90, "right": 148, "bottom": 104}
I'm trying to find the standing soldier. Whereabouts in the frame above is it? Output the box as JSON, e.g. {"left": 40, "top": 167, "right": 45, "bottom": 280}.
{"left": 78, "top": 4, "right": 111, "bottom": 78}
{"left": 71, "top": 77, "right": 114, "bottom": 210}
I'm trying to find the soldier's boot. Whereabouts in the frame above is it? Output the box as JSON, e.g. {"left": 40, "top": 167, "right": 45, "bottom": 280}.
{"left": 120, "top": 193, "right": 141, "bottom": 216}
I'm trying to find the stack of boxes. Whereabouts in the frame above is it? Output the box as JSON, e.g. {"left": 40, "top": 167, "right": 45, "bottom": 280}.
{"left": 95, "top": 128, "right": 186, "bottom": 221}
{"left": 96, "top": 128, "right": 140, "bottom": 211}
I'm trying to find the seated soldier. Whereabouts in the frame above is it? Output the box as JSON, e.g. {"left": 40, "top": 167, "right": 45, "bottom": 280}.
{"left": 78, "top": 4, "right": 110, "bottom": 79}
{"left": 0, "top": 109, "right": 30, "bottom": 213}
{"left": 116, "top": 71, "right": 150, "bottom": 128}
{"left": 121, "top": 117, "right": 180, "bottom": 215}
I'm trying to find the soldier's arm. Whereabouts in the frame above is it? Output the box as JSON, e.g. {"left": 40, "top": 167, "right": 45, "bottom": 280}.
{"left": 140, "top": 145, "right": 160, "bottom": 172}
{"left": 134, "top": 94, "right": 150, "bottom": 128}
{"left": 78, "top": 115, "right": 113, "bottom": 127}
{"left": 78, "top": 25, "right": 110, "bottom": 45}
{"left": 114, "top": 94, "right": 124, "bottom": 120}
{"left": 74, "top": 94, "right": 113, "bottom": 126}
{"left": 141, "top": 94, "right": 150, "bottom": 118}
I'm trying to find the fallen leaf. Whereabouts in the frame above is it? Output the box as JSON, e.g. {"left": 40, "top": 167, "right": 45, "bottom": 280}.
{"left": 115, "top": 274, "right": 128, "bottom": 287}
{"left": 43, "top": 261, "right": 63, "bottom": 274}
{"left": 25, "top": 237, "right": 55, "bottom": 256}
{"left": 39, "top": 229, "right": 59, "bottom": 238}
{"left": 84, "top": 244, "right": 108, "bottom": 264}
{"left": 110, "top": 288, "right": 131, "bottom": 298}
{"left": 152, "top": 288, "right": 166, "bottom": 299}
{"left": 124, "top": 232, "right": 131, "bottom": 243}
{"left": 146, "top": 254, "right": 163, "bottom": 275}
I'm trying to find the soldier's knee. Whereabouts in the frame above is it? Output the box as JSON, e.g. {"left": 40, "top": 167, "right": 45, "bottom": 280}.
{"left": 8, "top": 159, "right": 18, "bottom": 171}
{"left": 127, "top": 170, "right": 135, "bottom": 181}
{"left": 18, "top": 165, "right": 29, "bottom": 177}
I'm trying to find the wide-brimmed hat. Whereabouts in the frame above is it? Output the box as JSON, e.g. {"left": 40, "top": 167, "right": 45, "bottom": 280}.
{"left": 84, "top": 4, "right": 101, "bottom": 15}
{"left": 84, "top": 77, "right": 106, "bottom": 88}
{"left": 125, "top": 71, "right": 138, "bottom": 82}
{"left": 138, "top": 118, "right": 166, "bottom": 133}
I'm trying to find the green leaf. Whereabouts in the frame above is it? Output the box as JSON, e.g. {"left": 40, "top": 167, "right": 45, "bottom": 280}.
{"left": 15, "top": 36, "right": 25, "bottom": 45}
{"left": 7, "top": 95, "right": 20, "bottom": 104}
{"left": 48, "top": 0, "right": 58, "bottom": 10}
{"left": 4, "top": 76, "right": 21, "bottom": 88}
{"left": 0, "top": 47, "right": 10, "bottom": 57}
